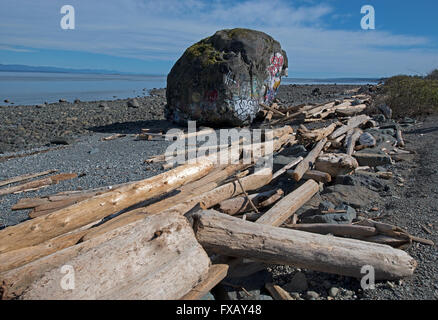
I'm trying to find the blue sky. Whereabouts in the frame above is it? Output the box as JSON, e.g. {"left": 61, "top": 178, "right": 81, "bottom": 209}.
{"left": 0, "top": 0, "right": 437, "bottom": 77}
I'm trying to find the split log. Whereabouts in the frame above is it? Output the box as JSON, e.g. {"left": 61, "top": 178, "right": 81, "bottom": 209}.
{"left": 1, "top": 211, "right": 211, "bottom": 300}
{"left": 0, "top": 170, "right": 58, "bottom": 188}
{"left": 298, "top": 123, "right": 337, "bottom": 143}
{"left": 346, "top": 128, "right": 363, "bottom": 155}
{"left": 305, "top": 102, "right": 336, "bottom": 117}
{"left": 329, "top": 115, "right": 371, "bottom": 140}
{"left": 11, "top": 198, "right": 51, "bottom": 210}
{"left": 256, "top": 179, "right": 319, "bottom": 227}
{"left": 0, "top": 173, "right": 77, "bottom": 196}
{"left": 290, "top": 138, "right": 327, "bottom": 182}
{"left": 302, "top": 170, "right": 332, "bottom": 183}
{"left": 335, "top": 104, "right": 367, "bottom": 117}
{"left": 193, "top": 210, "right": 417, "bottom": 280}
{"left": 180, "top": 264, "right": 229, "bottom": 300}
{"left": 218, "top": 189, "right": 284, "bottom": 215}
{"left": 260, "top": 103, "right": 285, "bottom": 117}
{"left": 0, "top": 159, "right": 214, "bottom": 254}
{"left": 265, "top": 283, "right": 293, "bottom": 300}
{"left": 315, "top": 101, "right": 353, "bottom": 119}
{"left": 314, "top": 153, "right": 359, "bottom": 177}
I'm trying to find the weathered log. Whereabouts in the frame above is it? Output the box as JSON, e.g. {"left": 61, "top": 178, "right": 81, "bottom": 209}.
{"left": 396, "top": 127, "right": 405, "bottom": 148}
{"left": 290, "top": 138, "right": 327, "bottom": 182}
{"left": 193, "top": 210, "right": 417, "bottom": 280}
{"left": 0, "top": 159, "right": 214, "bottom": 254}
{"left": 302, "top": 170, "right": 332, "bottom": 183}
{"left": 180, "top": 264, "right": 229, "bottom": 300}
{"left": 2, "top": 211, "right": 210, "bottom": 300}
{"left": 329, "top": 115, "right": 370, "bottom": 140}
{"left": 256, "top": 179, "right": 319, "bottom": 227}
{"left": 11, "top": 198, "right": 50, "bottom": 210}
{"left": 0, "top": 173, "right": 77, "bottom": 196}
{"left": 314, "top": 153, "right": 359, "bottom": 177}
{"left": 260, "top": 103, "right": 285, "bottom": 117}
{"left": 298, "top": 123, "right": 337, "bottom": 143}
{"left": 265, "top": 283, "right": 293, "bottom": 300}
{"left": 272, "top": 156, "right": 303, "bottom": 180}
{"left": 0, "top": 170, "right": 58, "bottom": 188}
{"left": 218, "top": 189, "right": 284, "bottom": 215}
{"left": 315, "top": 100, "right": 354, "bottom": 119}
{"left": 335, "top": 104, "right": 367, "bottom": 117}
{"left": 101, "top": 134, "right": 126, "bottom": 141}
{"left": 82, "top": 168, "right": 272, "bottom": 242}
{"left": 346, "top": 128, "right": 363, "bottom": 155}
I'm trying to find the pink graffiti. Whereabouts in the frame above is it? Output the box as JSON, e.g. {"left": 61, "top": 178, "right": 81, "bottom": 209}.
{"left": 205, "top": 89, "right": 218, "bottom": 102}
{"left": 268, "top": 53, "right": 284, "bottom": 77}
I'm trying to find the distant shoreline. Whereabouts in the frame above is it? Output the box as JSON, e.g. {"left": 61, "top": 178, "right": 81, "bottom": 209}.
{"left": 0, "top": 71, "right": 379, "bottom": 106}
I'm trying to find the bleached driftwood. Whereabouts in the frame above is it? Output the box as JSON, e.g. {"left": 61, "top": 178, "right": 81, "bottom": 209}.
{"left": 193, "top": 210, "right": 417, "bottom": 280}
{"left": 1, "top": 211, "right": 211, "bottom": 300}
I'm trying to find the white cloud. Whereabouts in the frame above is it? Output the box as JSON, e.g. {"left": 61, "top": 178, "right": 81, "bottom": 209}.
{"left": 0, "top": 0, "right": 437, "bottom": 76}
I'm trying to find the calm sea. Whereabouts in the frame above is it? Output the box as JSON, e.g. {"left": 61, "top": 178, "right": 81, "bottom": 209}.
{"left": 0, "top": 71, "right": 379, "bottom": 106}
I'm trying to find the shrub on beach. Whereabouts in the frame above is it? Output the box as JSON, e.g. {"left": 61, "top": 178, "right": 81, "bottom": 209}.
{"left": 426, "top": 69, "right": 438, "bottom": 80}
{"left": 381, "top": 70, "right": 438, "bottom": 117}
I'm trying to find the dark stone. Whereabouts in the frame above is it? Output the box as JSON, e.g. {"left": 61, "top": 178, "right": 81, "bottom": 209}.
{"left": 74, "top": 99, "right": 81, "bottom": 103}
{"left": 284, "top": 272, "right": 308, "bottom": 292}
{"left": 335, "top": 173, "right": 388, "bottom": 192}
{"left": 301, "top": 203, "right": 356, "bottom": 224}
{"left": 166, "top": 28, "right": 288, "bottom": 127}
{"left": 280, "top": 144, "right": 307, "bottom": 157}
{"left": 59, "top": 98, "right": 67, "bottom": 103}
{"left": 216, "top": 269, "right": 272, "bottom": 300}
{"left": 321, "top": 185, "right": 379, "bottom": 209}
{"left": 312, "top": 88, "right": 321, "bottom": 96}
{"left": 50, "top": 137, "right": 71, "bottom": 145}
{"left": 319, "top": 201, "right": 336, "bottom": 212}
{"left": 128, "top": 98, "right": 140, "bottom": 108}
{"left": 378, "top": 104, "right": 392, "bottom": 119}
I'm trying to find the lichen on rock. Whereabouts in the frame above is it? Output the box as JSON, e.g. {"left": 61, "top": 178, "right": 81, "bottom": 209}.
{"left": 166, "top": 28, "right": 288, "bottom": 127}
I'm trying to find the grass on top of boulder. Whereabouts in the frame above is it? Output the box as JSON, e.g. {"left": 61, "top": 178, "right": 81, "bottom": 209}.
{"left": 380, "top": 69, "right": 438, "bottom": 118}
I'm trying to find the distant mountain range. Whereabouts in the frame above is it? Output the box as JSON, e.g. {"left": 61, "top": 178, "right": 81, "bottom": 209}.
{"left": 0, "top": 64, "right": 127, "bottom": 75}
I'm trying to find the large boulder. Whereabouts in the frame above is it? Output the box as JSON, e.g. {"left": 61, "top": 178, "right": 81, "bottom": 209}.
{"left": 166, "top": 28, "right": 288, "bottom": 126}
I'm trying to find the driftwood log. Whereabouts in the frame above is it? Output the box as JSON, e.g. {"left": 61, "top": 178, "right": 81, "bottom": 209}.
{"left": 0, "top": 170, "right": 58, "bottom": 188}
{"left": 0, "top": 159, "right": 214, "bottom": 254}
{"left": 302, "top": 170, "right": 332, "bottom": 183}
{"left": 1, "top": 211, "right": 211, "bottom": 300}
{"left": 193, "top": 210, "right": 417, "bottom": 280}
{"left": 256, "top": 179, "right": 319, "bottom": 227}
{"left": 329, "top": 115, "right": 370, "bottom": 140}
{"left": 290, "top": 138, "right": 327, "bottom": 182}
{"left": 314, "top": 153, "right": 359, "bottom": 177}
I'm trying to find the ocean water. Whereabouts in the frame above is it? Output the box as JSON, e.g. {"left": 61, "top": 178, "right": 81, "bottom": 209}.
{"left": 0, "top": 72, "right": 379, "bottom": 106}
{"left": 0, "top": 72, "right": 167, "bottom": 106}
